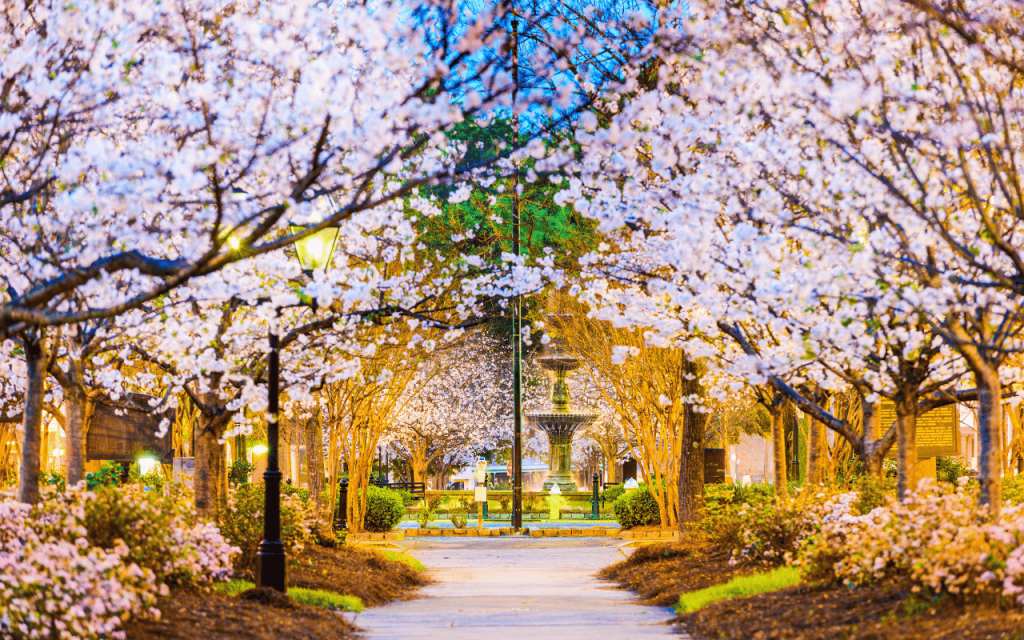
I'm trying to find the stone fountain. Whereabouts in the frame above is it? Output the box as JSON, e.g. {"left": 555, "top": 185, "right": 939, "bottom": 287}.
{"left": 526, "top": 340, "right": 597, "bottom": 492}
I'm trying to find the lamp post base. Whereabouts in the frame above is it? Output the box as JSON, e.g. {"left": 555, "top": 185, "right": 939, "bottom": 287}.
{"left": 255, "top": 541, "right": 287, "bottom": 592}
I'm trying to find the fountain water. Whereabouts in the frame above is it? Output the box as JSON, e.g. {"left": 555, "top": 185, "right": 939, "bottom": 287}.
{"left": 526, "top": 340, "right": 597, "bottom": 492}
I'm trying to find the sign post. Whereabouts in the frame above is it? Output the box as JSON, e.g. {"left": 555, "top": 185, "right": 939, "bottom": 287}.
{"left": 474, "top": 459, "right": 487, "bottom": 531}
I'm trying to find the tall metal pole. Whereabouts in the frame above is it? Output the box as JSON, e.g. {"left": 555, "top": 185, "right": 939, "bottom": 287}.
{"left": 511, "top": 16, "right": 523, "bottom": 532}
{"left": 256, "top": 324, "right": 286, "bottom": 592}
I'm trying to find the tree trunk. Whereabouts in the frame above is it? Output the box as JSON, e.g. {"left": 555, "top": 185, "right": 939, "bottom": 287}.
{"left": 194, "top": 411, "right": 232, "bottom": 520}
{"left": 975, "top": 366, "right": 1004, "bottom": 515}
{"left": 64, "top": 385, "right": 96, "bottom": 487}
{"left": 677, "top": 402, "right": 706, "bottom": 528}
{"left": 860, "top": 396, "right": 884, "bottom": 478}
{"left": 770, "top": 402, "right": 787, "bottom": 493}
{"left": 412, "top": 457, "right": 429, "bottom": 488}
{"left": 18, "top": 334, "right": 45, "bottom": 504}
{"left": 604, "top": 452, "right": 617, "bottom": 484}
{"left": 807, "top": 415, "right": 826, "bottom": 485}
{"left": 305, "top": 415, "right": 325, "bottom": 517}
{"left": 895, "top": 401, "right": 918, "bottom": 499}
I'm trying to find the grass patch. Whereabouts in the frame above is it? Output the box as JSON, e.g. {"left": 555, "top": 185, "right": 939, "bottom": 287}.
{"left": 214, "top": 579, "right": 255, "bottom": 597}
{"left": 676, "top": 566, "right": 802, "bottom": 613}
{"left": 213, "top": 580, "right": 364, "bottom": 612}
{"left": 290, "top": 587, "right": 364, "bottom": 612}
{"left": 376, "top": 549, "right": 426, "bottom": 572}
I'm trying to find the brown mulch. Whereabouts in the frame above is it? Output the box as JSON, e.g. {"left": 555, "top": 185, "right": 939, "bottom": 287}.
{"left": 124, "top": 543, "right": 429, "bottom": 640}
{"left": 601, "top": 543, "right": 1024, "bottom": 639}
{"left": 599, "top": 542, "right": 748, "bottom": 606}
{"left": 286, "top": 544, "right": 429, "bottom": 606}
{"left": 676, "top": 582, "right": 1024, "bottom": 640}
{"left": 122, "top": 588, "right": 357, "bottom": 640}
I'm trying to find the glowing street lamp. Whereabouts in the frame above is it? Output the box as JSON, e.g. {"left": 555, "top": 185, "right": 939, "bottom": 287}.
{"left": 257, "top": 197, "right": 340, "bottom": 594}
{"left": 289, "top": 196, "right": 341, "bottom": 274}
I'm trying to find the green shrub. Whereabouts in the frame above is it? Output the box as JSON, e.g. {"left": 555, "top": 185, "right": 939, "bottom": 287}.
{"left": 612, "top": 484, "right": 661, "bottom": 529}
{"left": 43, "top": 471, "right": 66, "bottom": 492}
{"left": 523, "top": 491, "right": 547, "bottom": 513}
{"left": 602, "top": 483, "right": 625, "bottom": 503}
{"left": 86, "top": 462, "right": 122, "bottom": 490}
{"left": 852, "top": 474, "right": 891, "bottom": 515}
{"left": 416, "top": 504, "right": 435, "bottom": 527}
{"left": 936, "top": 456, "right": 972, "bottom": 484}
{"left": 229, "top": 459, "right": 256, "bottom": 484}
{"left": 282, "top": 484, "right": 310, "bottom": 502}
{"left": 731, "top": 482, "right": 774, "bottom": 506}
{"left": 363, "top": 485, "right": 404, "bottom": 532}
{"left": 395, "top": 489, "right": 415, "bottom": 507}
{"left": 1003, "top": 473, "right": 1024, "bottom": 504}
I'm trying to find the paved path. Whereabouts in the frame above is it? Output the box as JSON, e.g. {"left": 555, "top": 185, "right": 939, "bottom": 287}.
{"left": 356, "top": 537, "right": 681, "bottom": 640}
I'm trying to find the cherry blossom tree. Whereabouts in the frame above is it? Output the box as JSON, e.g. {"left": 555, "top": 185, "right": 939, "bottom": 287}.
{"left": 560, "top": 0, "right": 1022, "bottom": 512}
{"left": 1, "top": 0, "right": 546, "bottom": 503}
{"left": 388, "top": 332, "right": 512, "bottom": 485}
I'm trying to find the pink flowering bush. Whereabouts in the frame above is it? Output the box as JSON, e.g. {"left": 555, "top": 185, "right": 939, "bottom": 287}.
{"left": 217, "top": 483, "right": 312, "bottom": 575}
{"left": 0, "top": 484, "right": 238, "bottom": 639}
{"left": 708, "top": 488, "right": 832, "bottom": 567}
{"left": 802, "top": 479, "right": 1024, "bottom": 605}
{"left": 0, "top": 540, "right": 163, "bottom": 640}
{"left": 84, "top": 485, "right": 236, "bottom": 585}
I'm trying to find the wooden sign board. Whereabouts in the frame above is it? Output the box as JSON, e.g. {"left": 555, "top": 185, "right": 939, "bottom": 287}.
{"left": 881, "top": 401, "right": 960, "bottom": 459}
{"left": 703, "top": 448, "right": 727, "bottom": 484}
{"left": 86, "top": 394, "right": 174, "bottom": 463}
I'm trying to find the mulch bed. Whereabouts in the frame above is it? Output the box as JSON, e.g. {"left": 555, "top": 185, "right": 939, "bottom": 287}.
{"left": 600, "top": 542, "right": 1024, "bottom": 640}
{"left": 599, "top": 542, "right": 748, "bottom": 606}
{"left": 122, "top": 588, "right": 358, "bottom": 640}
{"left": 125, "top": 543, "right": 429, "bottom": 640}
{"left": 676, "top": 582, "right": 1024, "bottom": 640}
{"left": 288, "top": 544, "right": 429, "bottom": 606}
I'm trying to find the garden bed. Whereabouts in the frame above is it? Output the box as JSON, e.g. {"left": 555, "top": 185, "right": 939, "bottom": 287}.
{"left": 125, "top": 544, "right": 427, "bottom": 640}
{"left": 676, "top": 582, "right": 1024, "bottom": 640}
{"left": 121, "top": 588, "right": 359, "bottom": 640}
{"left": 599, "top": 542, "right": 749, "bottom": 606}
{"left": 288, "top": 545, "right": 429, "bottom": 606}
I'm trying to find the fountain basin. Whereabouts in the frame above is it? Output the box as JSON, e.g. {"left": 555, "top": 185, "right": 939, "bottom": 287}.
{"left": 527, "top": 413, "right": 597, "bottom": 492}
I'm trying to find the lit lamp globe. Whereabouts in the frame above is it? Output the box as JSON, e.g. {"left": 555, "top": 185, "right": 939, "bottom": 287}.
{"left": 289, "top": 198, "right": 341, "bottom": 273}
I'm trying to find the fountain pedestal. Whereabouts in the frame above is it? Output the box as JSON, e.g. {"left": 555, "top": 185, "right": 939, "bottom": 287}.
{"left": 525, "top": 343, "right": 596, "bottom": 493}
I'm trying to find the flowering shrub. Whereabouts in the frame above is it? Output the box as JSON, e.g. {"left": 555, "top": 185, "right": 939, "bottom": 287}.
{"left": 218, "top": 483, "right": 312, "bottom": 573}
{"left": 802, "top": 480, "right": 1024, "bottom": 605}
{"left": 0, "top": 484, "right": 236, "bottom": 639}
{"left": 0, "top": 540, "right": 163, "bottom": 640}
{"left": 84, "top": 485, "right": 235, "bottom": 585}
{"left": 709, "top": 489, "right": 828, "bottom": 567}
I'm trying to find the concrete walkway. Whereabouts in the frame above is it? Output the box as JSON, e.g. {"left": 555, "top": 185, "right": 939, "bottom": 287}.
{"left": 356, "top": 537, "right": 682, "bottom": 640}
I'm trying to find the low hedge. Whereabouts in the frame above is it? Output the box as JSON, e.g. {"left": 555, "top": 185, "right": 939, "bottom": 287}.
{"left": 363, "top": 485, "right": 405, "bottom": 532}
{"left": 613, "top": 485, "right": 661, "bottom": 529}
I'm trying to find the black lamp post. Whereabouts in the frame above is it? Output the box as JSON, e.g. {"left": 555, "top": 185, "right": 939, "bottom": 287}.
{"left": 256, "top": 209, "right": 340, "bottom": 593}
{"left": 510, "top": 15, "right": 524, "bottom": 533}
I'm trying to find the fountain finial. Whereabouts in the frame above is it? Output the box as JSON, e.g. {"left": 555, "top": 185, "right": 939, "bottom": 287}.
{"left": 536, "top": 338, "right": 578, "bottom": 414}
